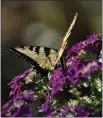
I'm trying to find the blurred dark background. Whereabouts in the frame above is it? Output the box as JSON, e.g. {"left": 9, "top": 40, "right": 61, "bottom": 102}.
{"left": 1, "top": 0, "right": 102, "bottom": 116}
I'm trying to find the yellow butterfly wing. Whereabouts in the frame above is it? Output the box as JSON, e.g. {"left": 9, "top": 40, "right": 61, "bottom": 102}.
{"left": 8, "top": 46, "right": 57, "bottom": 70}
{"left": 53, "top": 13, "right": 78, "bottom": 67}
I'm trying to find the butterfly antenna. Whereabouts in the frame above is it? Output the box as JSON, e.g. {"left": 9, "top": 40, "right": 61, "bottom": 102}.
{"left": 57, "top": 38, "right": 61, "bottom": 44}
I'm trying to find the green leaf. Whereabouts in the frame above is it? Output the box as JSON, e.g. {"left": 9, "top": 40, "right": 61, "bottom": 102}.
{"left": 80, "top": 50, "right": 97, "bottom": 60}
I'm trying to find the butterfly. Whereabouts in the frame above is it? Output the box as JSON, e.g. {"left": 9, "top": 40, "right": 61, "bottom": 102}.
{"left": 8, "top": 13, "right": 78, "bottom": 71}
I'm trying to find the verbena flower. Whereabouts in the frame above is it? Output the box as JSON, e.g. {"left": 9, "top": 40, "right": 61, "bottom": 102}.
{"left": 14, "top": 90, "right": 37, "bottom": 102}
{"left": 66, "top": 60, "right": 102, "bottom": 85}
{"left": 8, "top": 68, "right": 35, "bottom": 98}
{"left": 42, "top": 101, "right": 51, "bottom": 113}
{"left": 45, "top": 34, "right": 102, "bottom": 117}
{"left": 49, "top": 34, "right": 102, "bottom": 92}
{"left": 1, "top": 99, "right": 32, "bottom": 117}
{"left": 66, "top": 34, "right": 101, "bottom": 65}
{"left": 1, "top": 88, "right": 38, "bottom": 117}
{"left": 46, "top": 104, "right": 101, "bottom": 117}
{"left": 1, "top": 34, "right": 102, "bottom": 117}
{"left": 1, "top": 68, "right": 38, "bottom": 117}
{"left": 65, "top": 34, "right": 102, "bottom": 85}
{"left": 49, "top": 68, "right": 66, "bottom": 95}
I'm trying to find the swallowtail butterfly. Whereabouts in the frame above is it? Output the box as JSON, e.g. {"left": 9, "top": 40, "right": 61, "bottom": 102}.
{"left": 8, "top": 13, "right": 78, "bottom": 70}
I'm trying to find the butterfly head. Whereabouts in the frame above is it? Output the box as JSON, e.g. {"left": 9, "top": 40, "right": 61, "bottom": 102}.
{"left": 49, "top": 65, "right": 55, "bottom": 71}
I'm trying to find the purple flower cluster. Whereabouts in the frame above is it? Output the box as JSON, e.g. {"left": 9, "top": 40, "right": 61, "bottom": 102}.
{"left": 8, "top": 69, "right": 31, "bottom": 98}
{"left": 1, "top": 34, "right": 102, "bottom": 117}
{"left": 66, "top": 34, "right": 101, "bottom": 57}
{"left": 65, "top": 34, "right": 102, "bottom": 85}
{"left": 66, "top": 34, "right": 101, "bottom": 66}
{"left": 1, "top": 89, "right": 37, "bottom": 117}
{"left": 66, "top": 60, "right": 102, "bottom": 85}
{"left": 43, "top": 34, "right": 102, "bottom": 117}
{"left": 14, "top": 90, "right": 37, "bottom": 102}
{"left": 59, "top": 104, "right": 92, "bottom": 117}
{"left": 49, "top": 68, "right": 66, "bottom": 95}
{"left": 47, "top": 104, "right": 98, "bottom": 117}
{"left": 1, "top": 68, "right": 37, "bottom": 117}
{"left": 49, "top": 34, "right": 102, "bottom": 94}
{"left": 42, "top": 101, "right": 51, "bottom": 113}
{"left": 41, "top": 91, "right": 54, "bottom": 115}
{"left": 1, "top": 99, "right": 32, "bottom": 117}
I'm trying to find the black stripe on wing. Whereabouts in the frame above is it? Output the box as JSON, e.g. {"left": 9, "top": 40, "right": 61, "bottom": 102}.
{"left": 29, "top": 46, "right": 34, "bottom": 51}
{"left": 8, "top": 48, "right": 43, "bottom": 71}
{"left": 28, "top": 46, "right": 40, "bottom": 54}
{"left": 20, "top": 46, "right": 57, "bottom": 55}
{"left": 35, "top": 47, "right": 40, "bottom": 54}
{"left": 43, "top": 48, "right": 50, "bottom": 57}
